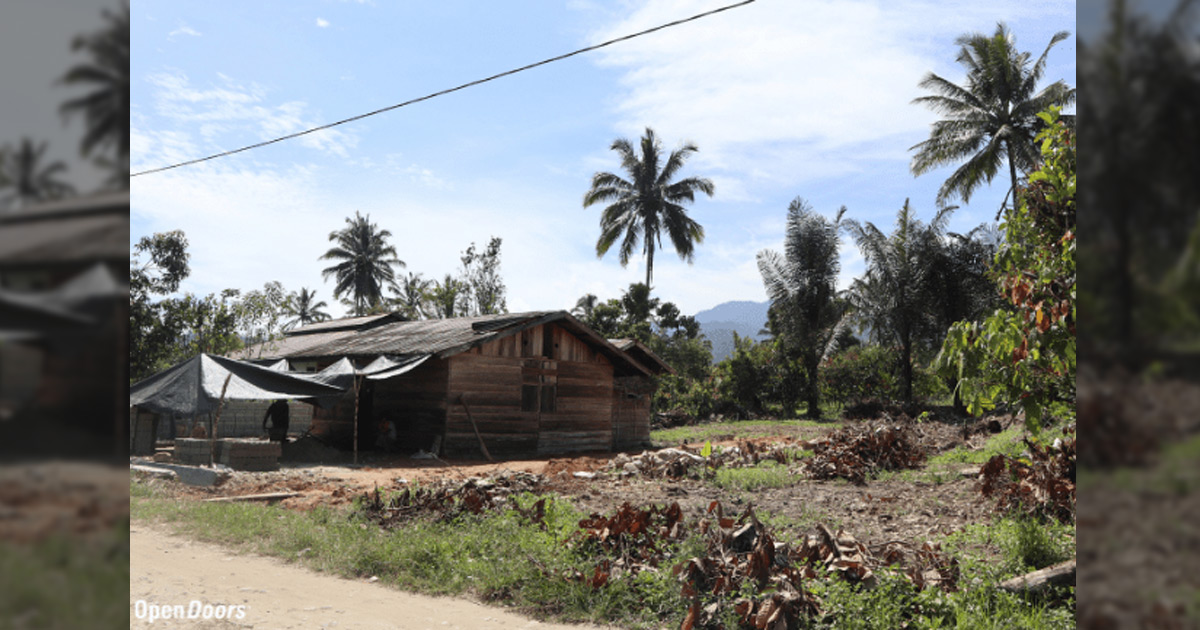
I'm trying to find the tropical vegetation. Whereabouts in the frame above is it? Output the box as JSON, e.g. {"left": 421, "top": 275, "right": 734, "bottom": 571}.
{"left": 910, "top": 22, "right": 1075, "bottom": 210}
{"left": 583, "top": 127, "right": 714, "bottom": 288}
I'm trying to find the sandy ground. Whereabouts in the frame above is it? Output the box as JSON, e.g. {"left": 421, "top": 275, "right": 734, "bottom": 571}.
{"left": 130, "top": 524, "right": 617, "bottom": 630}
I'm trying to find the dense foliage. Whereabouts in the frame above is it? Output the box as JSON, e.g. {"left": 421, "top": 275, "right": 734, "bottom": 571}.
{"left": 936, "top": 109, "right": 1076, "bottom": 430}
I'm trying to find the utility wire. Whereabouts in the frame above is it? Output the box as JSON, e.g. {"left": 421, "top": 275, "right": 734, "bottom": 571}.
{"left": 132, "top": 0, "right": 756, "bottom": 177}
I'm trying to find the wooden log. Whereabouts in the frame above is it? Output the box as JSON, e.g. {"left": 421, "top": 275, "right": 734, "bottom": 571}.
{"left": 459, "top": 394, "right": 493, "bottom": 461}
{"left": 997, "top": 560, "right": 1076, "bottom": 596}
{"left": 204, "top": 492, "right": 300, "bottom": 503}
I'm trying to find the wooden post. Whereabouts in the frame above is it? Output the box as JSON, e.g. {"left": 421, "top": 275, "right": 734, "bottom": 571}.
{"left": 209, "top": 374, "right": 232, "bottom": 467}
{"left": 352, "top": 375, "right": 361, "bottom": 466}
{"left": 459, "top": 394, "right": 493, "bottom": 462}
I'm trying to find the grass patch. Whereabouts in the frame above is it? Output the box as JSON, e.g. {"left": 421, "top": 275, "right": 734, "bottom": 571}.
{"left": 133, "top": 477, "right": 1075, "bottom": 630}
{"left": 652, "top": 418, "right": 835, "bottom": 445}
{"left": 133, "top": 483, "right": 687, "bottom": 629}
{"left": 928, "top": 425, "right": 1027, "bottom": 467}
{"left": 0, "top": 525, "right": 129, "bottom": 630}
{"left": 711, "top": 460, "right": 798, "bottom": 491}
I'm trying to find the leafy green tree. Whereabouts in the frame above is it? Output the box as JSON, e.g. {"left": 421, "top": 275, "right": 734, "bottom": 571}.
{"left": 583, "top": 127, "right": 714, "bottom": 287}
{"left": 59, "top": 3, "right": 129, "bottom": 185}
{"left": 320, "top": 212, "right": 405, "bottom": 316}
{"left": 845, "top": 201, "right": 953, "bottom": 403}
{"left": 582, "top": 298, "right": 625, "bottom": 338}
{"left": 391, "top": 272, "right": 432, "bottom": 320}
{"left": 283, "top": 287, "right": 331, "bottom": 329}
{"left": 937, "top": 109, "right": 1075, "bottom": 430}
{"left": 130, "top": 231, "right": 190, "bottom": 380}
{"left": 911, "top": 23, "right": 1075, "bottom": 208}
{"left": 757, "top": 198, "right": 846, "bottom": 418}
{"left": 0, "top": 138, "right": 75, "bottom": 207}
{"left": 458, "top": 237, "right": 507, "bottom": 316}
{"left": 160, "top": 290, "right": 243, "bottom": 361}
{"left": 237, "top": 281, "right": 291, "bottom": 357}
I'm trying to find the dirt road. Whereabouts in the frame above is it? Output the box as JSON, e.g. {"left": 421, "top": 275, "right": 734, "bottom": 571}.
{"left": 130, "top": 524, "right": 616, "bottom": 630}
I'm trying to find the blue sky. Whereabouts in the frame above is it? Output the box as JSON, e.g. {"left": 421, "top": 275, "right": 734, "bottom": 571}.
{"left": 131, "top": 0, "right": 1076, "bottom": 318}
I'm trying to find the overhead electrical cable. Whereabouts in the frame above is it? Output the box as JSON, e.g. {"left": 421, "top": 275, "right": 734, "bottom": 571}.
{"left": 132, "top": 0, "right": 756, "bottom": 177}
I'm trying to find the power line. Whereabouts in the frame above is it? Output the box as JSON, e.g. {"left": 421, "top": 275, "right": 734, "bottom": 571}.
{"left": 132, "top": 0, "right": 756, "bottom": 177}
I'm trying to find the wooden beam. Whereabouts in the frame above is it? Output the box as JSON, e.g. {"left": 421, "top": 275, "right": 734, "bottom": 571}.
{"left": 998, "top": 560, "right": 1076, "bottom": 596}
{"left": 458, "top": 394, "right": 494, "bottom": 461}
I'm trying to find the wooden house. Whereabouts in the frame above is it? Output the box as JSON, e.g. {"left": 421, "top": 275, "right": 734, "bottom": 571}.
{"left": 239, "top": 311, "right": 672, "bottom": 457}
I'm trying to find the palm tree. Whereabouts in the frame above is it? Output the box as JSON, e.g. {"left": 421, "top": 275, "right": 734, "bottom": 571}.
{"left": 0, "top": 138, "right": 75, "bottom": 208}
{"left": 583, "top": 128, "right": 714, "bottom": 288}
{"left": 845, "top": 200, "right": 953, "bottom": 403}
{"left": 320, "top": 212, "right": 405, "bottom": 316}
{"left": 427, "top": 274, "right": 465, "bottom": 319}
{"left": 59, "top": 3, "right": 129, "bottom": 186}
{"left": 572, "top": 294, "right": 599, "bottom": 320}
{"left": 910, "top": 23, "right": 1075, "bottom": 210}
{"left": 392, "top": 272, "right": 432, "bottom": 320}
{"left": 284, "top": 288, "right": 331, "bottom": 330}
{"left": 757, "top": 198, "right": 847, "bottom": 418}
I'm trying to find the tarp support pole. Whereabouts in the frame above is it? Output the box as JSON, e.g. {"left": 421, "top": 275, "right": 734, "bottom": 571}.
{"left": 209, "top": 374, "right": 232, "bottom": 467}
{"left": 352, "top": 375, "right": 361, "bottom": 466}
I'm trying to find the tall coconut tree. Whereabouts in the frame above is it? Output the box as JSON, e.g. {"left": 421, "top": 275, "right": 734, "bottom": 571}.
{"left": 0, "top": 138, "right": 75, "bottom": 208}
{"left": 320, "top": 212, "right": 404, "bottom": 316}
{"left": 910, "top": 23, "right": 1075, "bottom": 209}
{"left": 283, "top": 288, "right": 331, "bottom": 330}
{"left": 757, "top": 198, "right": 847, "bottom": 418}
{"left": 59, "top": 3, "right": 129, "bottom": 186}
{"left": 391, "top": 272, "right": 432, "bottom": 320}
{"left": 583, "top": 127, "right": 714, "bottom": 288}
{"left": 845, "top": 200, "right": 953, "bottom": 403}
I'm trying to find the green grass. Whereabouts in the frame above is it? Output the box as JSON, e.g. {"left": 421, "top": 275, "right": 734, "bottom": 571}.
{"left": 133, "top": 483, "right": 688, "bottom": 629}
{"left": 0, "top": 525, "right": 129, "bottom": 630}
{"left": 651, "top": 418, "right": 836, "bottom": 445}
{"left": 927, "top": 425, "right": 1027, "bottom": 467}
{"left": 133, "top": 477, "right": 1075, "bottom": 630}
{"left": 711, "top": 460, "right": 798, "bottom": 491}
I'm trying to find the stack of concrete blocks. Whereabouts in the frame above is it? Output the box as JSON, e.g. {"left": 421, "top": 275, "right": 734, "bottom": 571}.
{"left": 174, "top": 438, "right": 282, "bottom": 471}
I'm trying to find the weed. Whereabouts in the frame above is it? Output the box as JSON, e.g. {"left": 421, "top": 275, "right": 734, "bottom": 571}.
{"left": 711, "top": 460, "right": 797, "bottom": 491}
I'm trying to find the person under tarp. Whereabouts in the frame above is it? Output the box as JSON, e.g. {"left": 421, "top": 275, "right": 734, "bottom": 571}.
{"left": 262, "top": 399, "right": 290, "bottom": 442}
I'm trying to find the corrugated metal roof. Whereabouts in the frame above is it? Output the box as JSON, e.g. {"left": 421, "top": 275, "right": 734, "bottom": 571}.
{"left": 608, "top": 338, "right": 676, "bottom": 375}
{"left": 232, "top": 311, "right": 665, "bottom": 377}
{"left": 298, "top": 311, "right": 561, "bottom": 359}
{"left": 287, "top": 312, "right": 404, "bottom": 335}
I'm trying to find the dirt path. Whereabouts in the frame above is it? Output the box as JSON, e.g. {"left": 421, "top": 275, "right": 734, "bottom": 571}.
{"left": 130, "top": 524, "right": 616, "bottom": 630}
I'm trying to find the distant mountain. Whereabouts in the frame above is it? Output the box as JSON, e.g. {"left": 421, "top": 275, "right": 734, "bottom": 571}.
{"left": 693, "top": 300, "right": 771, "bottom": 363}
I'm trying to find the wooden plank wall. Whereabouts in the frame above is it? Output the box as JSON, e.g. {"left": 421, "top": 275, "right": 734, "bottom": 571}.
{"left": 443, "top": 323, "right": 615, "bottom": 458}
{"left": 374, "top": 356, "right": 450, "bottom": 454}
{"left": 310, "top": 357, "right": 450, "bottom": 453}
{"left": 612, "top": 376, "right": 654, "bottom": 448}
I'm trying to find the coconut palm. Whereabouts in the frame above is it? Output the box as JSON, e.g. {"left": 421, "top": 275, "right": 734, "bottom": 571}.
{"left": 0, "top": 138, "right": 76, "bottom": 208}
{"left": 284, "top": 288, "right": 331, "bottom": 330}
{"left": 572, "top": 294, "right": 599, "bottom": 320}
{"left": 757, "top": 198, "right": 847, "bottom": 418}
{"left": 910, "top": 23, "right": 1075, "bottom": 209}
{"left": 427, "top": 274, "right": 466, "bottom": 319}
{"left": 845, "top": 200, "right": 953, "bottom": 403}
{"left": 320, "top": 212, "right": 405, "bottom": 316}
{"left": 59, "top": 3, "right": 129, "bottom": 186}
{"left": 583, "top": 128, "right": 714, "bottom": 288}
{"left": 391, "top": 272, "right": 432, "bottom": 320}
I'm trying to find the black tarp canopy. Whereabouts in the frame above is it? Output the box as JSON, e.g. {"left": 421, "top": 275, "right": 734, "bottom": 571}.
{"left": 129, "top": 353, "right": 346, "bottom": 416}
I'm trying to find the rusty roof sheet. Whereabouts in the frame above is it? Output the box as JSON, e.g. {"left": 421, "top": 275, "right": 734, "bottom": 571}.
{"left": 261, "top": 310, "right": 650, "bottom": 377}
{"left": 287, "top": 312, "right": 404, "bottom": 335}
{"left": 608, "top": 338, "right": 676, "bottom": 375}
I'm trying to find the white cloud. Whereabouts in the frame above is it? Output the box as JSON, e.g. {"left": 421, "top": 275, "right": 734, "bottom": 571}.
{"left": 316, "top": 18, "right": 330, "bottom": 28}
{"left": 587, "top": 0, "right": 1070, "bottom": 189}
{"left": 168, "top": 24, "right": 201, "bottom": 39}
{"left": 143, "top": 70, "right": 358, "bottom": 159}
